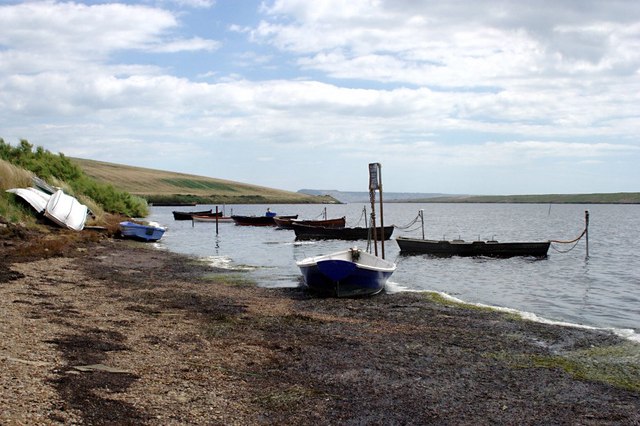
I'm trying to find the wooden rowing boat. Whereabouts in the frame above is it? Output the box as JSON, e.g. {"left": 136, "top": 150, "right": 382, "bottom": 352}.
{"left": 292, "top": 224, "right": 394, "bottom": 240}
{"left": 296, "top": 247, "right": 396, "bottom": 297}
{"left": 119, "top": 221, "right": 166, "bottom": 242}
{"left": 172, "top": 209, "right": 222, "bottom": 220}
{"left": 191, "top": 215, "right": 234, "bottom": 223}
{"left": 231, "top": 214, "right": 298, "bottom": 226}
{"left": 274, "top": 216, "right": 346, "bottom": 229}
{"left": 395, "top": 236, "right": 550, "bottom": 258}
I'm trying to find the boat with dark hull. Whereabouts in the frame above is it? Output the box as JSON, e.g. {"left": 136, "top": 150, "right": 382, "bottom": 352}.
{"left": 231, "top": 214, "right": 298, "bottom": 226}
{"left": 172, "top": 209, "right": 222, "bottom": 220}
{"left": 395, "top": 236, "right": 550, "bottom": 258}
{"left": 274, "top": 216, "right": 346, "bottom": 229}
{"left": 296, "top": 247, "right": 396, "bottom": 297}
{"left": 191, "top": 215, "right": 234, "bottom": 223}
{"left": 293, "top": 224, "right": 394, "bottom": 241}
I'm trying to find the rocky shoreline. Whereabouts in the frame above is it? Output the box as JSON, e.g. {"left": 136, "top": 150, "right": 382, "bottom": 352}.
{"left": 1, "top": 226, "right": 639, "bottom": 425}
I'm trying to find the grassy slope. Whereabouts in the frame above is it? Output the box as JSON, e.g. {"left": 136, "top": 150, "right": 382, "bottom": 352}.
{"left": 71, "top": 158, "right": 335, "bottom": 204}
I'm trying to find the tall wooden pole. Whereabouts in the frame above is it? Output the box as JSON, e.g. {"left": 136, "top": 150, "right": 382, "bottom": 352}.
{"left": 585, "top": 210, "right": 589, "bottom": 258}
{"left": 369, "top": 188, "right": 378, "bottom": 256}
{"left": 368, "top": 163, "right": 385, "bottom": 258}
{"left": 215, "top": 205, "right": 219, "bottom": 235}
{"left": 378, "top": 166, "right": 385, "bottom": 259}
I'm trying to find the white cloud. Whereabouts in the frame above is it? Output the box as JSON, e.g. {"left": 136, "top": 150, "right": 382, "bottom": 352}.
{"left": 255, "top": 0, "right": 640, "bottom": 88}
{"left": 0, "top": 1, "right": 219, "bottom": 69}
{"left": 1, "top": 0, "right": 639, "bottom": 193}
{"left": 167, "top": 0, "right": 216, "bottom": 8}
{"left": 151, "top": 37, "right": 221, "bottom": 53}
{"left": 0, "top": 2, "right": 177, "bottom": 55}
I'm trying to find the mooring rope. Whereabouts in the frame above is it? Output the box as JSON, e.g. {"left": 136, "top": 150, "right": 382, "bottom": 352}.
{"left": 549, "top": 228, "right": 587, "bottom": 253}
{"left": 550, "top": 239, "right": 583, "bottom": 253}
{"left": 395, "top": 213, "right": 421, "bottom": 230}
{"left": 399, "top": 223, "right": 423, "bottom": 233}
{"left": 354, "top": 207, "right": 366, "bottom": 227}
{"left": 549, "top": 228, "right": 586, "bottom": 244}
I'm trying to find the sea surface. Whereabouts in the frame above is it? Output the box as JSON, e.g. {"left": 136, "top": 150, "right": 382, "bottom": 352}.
{"left": 146, "top": 203, "right": 640, "bottom": 340}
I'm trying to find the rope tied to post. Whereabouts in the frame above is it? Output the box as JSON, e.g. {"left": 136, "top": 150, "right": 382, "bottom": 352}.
{"left": 549, "top": 228, "right": 586, "bottom": 245}
{"left": 549, "top": 229, "right": 586, "bottom": 253}
{"left": 549, "top": 210, "right": 589, "bottom": 255}
{"left": 395, "top": 212, "right": 422, "bottom": 230}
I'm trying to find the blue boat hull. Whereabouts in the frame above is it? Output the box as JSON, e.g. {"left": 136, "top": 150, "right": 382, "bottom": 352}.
{"left": 297, "top": 249, "right": 396, "bottom": 297}
{"left": 119, "top": 221, "right": 165, "bottom": 242}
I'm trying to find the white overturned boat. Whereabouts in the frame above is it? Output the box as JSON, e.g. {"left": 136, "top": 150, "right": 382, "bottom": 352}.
{"left": 43, "top": 190, "right": 88, "bottom": 231}
{"left": 5, "top": 187, "right": 51, "bottom": 214}
{"left": 8, "top": 186, "right": 88, "bottom": 231}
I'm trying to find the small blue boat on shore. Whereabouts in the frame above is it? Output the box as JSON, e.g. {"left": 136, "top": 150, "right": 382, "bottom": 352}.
{"left": 119, "top": 221, "right": 166, "bottom": 242}
{"left": 296, "top": 247, "right": 396, "bottom": 297}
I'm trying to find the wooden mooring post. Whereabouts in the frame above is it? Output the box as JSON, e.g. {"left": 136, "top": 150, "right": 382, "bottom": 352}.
{"left": 585, "top": 210, "right": 589, "bottom": 258}
{"left": 368, "top": 163, "right": 385, "bottom": 259}
{"left": 215, "top": 206, "right": 219, "bottom": 235}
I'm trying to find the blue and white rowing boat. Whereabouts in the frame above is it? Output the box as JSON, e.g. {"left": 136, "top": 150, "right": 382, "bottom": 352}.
{"left": 296, "top": 247, "right": 396, "bottom": 297}
{"left": 119, "top": 221, "right": 166, "bottom": 242}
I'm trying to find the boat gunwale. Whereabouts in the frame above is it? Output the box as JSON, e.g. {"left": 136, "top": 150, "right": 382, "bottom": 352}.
{"left": 395, "top": 236, "right": 551, "bottom": 245}
{"left": 296, "top": 249, "right": 396, "bottom": 273}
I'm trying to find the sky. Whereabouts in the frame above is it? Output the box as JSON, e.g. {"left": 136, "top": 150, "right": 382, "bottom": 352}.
{"left": 1, "top": 0, "right": 639, "bottom": 195}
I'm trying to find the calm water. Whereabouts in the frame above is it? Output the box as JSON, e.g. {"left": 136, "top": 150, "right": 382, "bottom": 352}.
{"left": 147, "top": 203, "right": 640, "bottom": 340}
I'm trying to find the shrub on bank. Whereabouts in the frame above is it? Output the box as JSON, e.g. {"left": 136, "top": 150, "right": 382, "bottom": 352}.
{"left": 0, "top": 139, "right": 148, "bottom": 218}
{"left": 0, "top": 159, "right": 38, "bottom": 224}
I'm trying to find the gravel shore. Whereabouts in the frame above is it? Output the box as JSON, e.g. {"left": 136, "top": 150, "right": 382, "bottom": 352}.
{"left": 1, "top": 225, "right": 639, "bottom": 425}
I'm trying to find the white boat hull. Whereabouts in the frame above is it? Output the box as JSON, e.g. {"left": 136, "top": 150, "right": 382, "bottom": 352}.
{"left": 43, "top": 190, "right": 88, "bottom": 231}
{"left": 6, "top": 187, "right": 51, "bottom": 214}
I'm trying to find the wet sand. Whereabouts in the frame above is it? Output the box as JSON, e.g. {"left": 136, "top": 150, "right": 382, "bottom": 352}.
{"left": 1, "top": 224, "right": 639, "bottom": 425}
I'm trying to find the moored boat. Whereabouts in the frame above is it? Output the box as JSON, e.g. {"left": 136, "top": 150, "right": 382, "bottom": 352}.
{"left": 292, "top": 223, "right": 394, "bottom": 241}
{"left": 191, "top": 215, "right": 234, "bottom": 223}
{"left": 296, "top": 247, "right": 396, "bottom": 297}
{"left": 173, "top": 209, "right": 222, "bottom": 220}
{"left": 232, "top": 214, "right": 298, "bottom": 226}
{"left": 119, "top": 221, "right": 166, "bottom": 242}
{"left": 274, "top": 216, "right": 346, "bottom": 229}
{"left": 395, "top": 236, "right": 550, "bottom": 258}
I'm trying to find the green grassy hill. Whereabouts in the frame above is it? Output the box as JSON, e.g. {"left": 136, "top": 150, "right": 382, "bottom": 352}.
{"left": 71, "top": 158, "right": 337, "bottom": 205}
{"left": 70, "top": 157, "right": 639, "bottom": 206}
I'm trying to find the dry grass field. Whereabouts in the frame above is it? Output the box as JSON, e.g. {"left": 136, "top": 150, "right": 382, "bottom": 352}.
{"left": 71, "top": 158, "right": 335, "bottom": 204}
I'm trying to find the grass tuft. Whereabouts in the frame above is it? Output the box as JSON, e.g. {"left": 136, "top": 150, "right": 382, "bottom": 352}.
{"left": 488, "top": 341, "right": 640, "bottom": 392}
